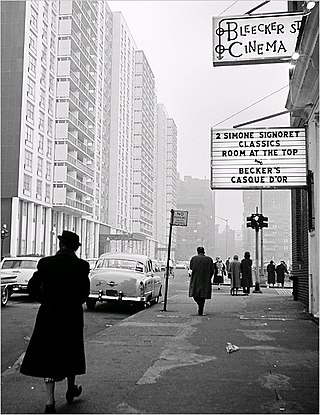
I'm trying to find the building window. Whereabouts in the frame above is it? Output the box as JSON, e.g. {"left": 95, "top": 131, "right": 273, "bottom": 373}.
{"left": 25, "top": 150, "right": 33, "bottom": 170}
{"left": 49, "top": 53, "right": 55, "bottom": 73}
{"left": 26, "top": 101, "right": 34, "bottom": 123}
{"left": 47, "top": 117, "right": 53, "bottom": 137}
{"left": 30, "top": 7, "right": 38, "bottom": 28}
{"left": 46, "top": 162, "right": 51, "bottom": 180}
{"left": 38, "top": 134, "right": 44, "bottom": 152}
{"left": 39, "top": 111, "right": 45, "bottom": 132}
{"left": 49, "top": 75, "right": 54, "bottom": 93}
{"left": 27, "top": 77, "right": 36, "bottom": 100}
{"left": 25, "top": 126, "right": 34, "bottom": 146}
{"left": 45, "top": 183, "right": 51, "bottom": 202}
{"left": 40, "top": 67, "right": 46, "bottom": 87}
{"left": 48, "top": 96, "right": 54, "bottom": 115}
{"left": 47, "top": 139, "right": 52, "bottom": 158}
{"left": 41, "top": 48, "right": 47, "bottom": 64}
{"left": 37, "top": 157, "right": 43, "bottom": 176}
{"left": 28, "top": 54, "right": 36, "bottom": 75}
{"left": 36, "top": 179, "right": 42, "bottom": 199}
{"left": 39, "top": 89, "right": 45, "bottom": 109}
{"left": 29, "top": 32, "right": 37, "bottom": 53}
{"left": 23, "top": 174, "right": 32, "bottom": 194}
{"left": 42, "top": 23, "right": 48, "bottom": 43}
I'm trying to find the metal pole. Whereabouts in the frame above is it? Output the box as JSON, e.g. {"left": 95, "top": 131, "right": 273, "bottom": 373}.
{"left": 225, "top": 219, "right": 228, "bottom": 259}
{"left": 260, "top": 190, "right": 264, "bottom": 284}
{"left": 163, "top": 209, "right": 174, "bottom": 311}
{"left": 253, "top": 206, "right": 262, "bottom": 293}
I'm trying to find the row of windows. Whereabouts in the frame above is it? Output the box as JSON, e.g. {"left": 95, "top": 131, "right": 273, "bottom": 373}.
{"left": 24, "top": 151, "right": 52, "bottom": 180}
{"left": 23, "top": 174, "right": 51, "bottom": 202}
{"left": 25, "top": 125, "right": 53, "bottom": 158}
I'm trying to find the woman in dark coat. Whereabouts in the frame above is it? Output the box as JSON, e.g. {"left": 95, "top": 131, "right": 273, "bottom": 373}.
{"left": 276, "top": 260, "right": 288, "bottom": 288}
{"left": 267, "top": 260, "right": 276, "bottom": 287}
{"left": 189, "top": 246, "right": 214, "bottom": 315}
{"left": 240, "top": 251, "right": 253, "bottom": 295}
{"left": 20, "top": 231, "right": 90, "bottom": 414}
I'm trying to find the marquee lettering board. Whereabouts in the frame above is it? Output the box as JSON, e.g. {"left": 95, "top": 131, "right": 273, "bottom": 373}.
{"left": 210, "top": 128, "right": 306, "bottom": 189}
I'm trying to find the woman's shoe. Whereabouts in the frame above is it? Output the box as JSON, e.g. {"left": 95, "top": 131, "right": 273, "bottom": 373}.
{"left": 44, "top": 402, "right": 56, "bottom": 414}
{"left": 66, "top": 385, "right": 82, "bottom": 404}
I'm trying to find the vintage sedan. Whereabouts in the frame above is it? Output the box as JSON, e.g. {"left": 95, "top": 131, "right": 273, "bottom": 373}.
{"left": 86, "top": 253, "right": 162, "bottom": 310}
{"left": 0, "top": 256, "right": 41, "bottom": 294}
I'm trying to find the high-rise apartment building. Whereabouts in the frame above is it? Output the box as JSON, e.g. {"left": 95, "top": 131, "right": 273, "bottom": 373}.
{"left": 166, "top": 118, "right": 178, "bottom": 253}
{"left": 1, "top": 0, "right": 58, "bottom": 256}
{"left": 155, "top": 104, "right": 169, "bottom": 256}
{"left": 54, "top": 1, "right": 113, "bottom": 258}
{"left": 132, "top": 50, "right": 157, "bottom": 255}
{"left": 108, "top": 12, "right": 137, "bottom": 250}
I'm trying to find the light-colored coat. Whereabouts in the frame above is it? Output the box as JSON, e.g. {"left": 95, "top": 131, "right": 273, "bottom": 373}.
{"left": 230, "top": 259, "right": 241, "bottom": 289}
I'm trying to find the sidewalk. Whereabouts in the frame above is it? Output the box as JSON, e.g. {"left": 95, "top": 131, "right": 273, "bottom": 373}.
{"left": 2, "top": 286, "right": 319, "bottom": 414}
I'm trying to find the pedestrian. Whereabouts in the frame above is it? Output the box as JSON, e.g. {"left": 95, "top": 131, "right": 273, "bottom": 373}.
{"left": 230, "top": 255, "right": 241, "bottom": 296}
{"left": 267, "top": 260, "right": 276, "bottom": 287}
{"left": 276, "top": 260, "right": 288, "bottom": 288}
{"left": 189, "top": 246, "right": 214, "bottom": 315}
{"left": 225, "top": 256, "right": 232, "bottom": 280}
{"left": 240, "top": 251, "right": 253, "bottom": 295}
{"left": 213, "top": 256, "right": 225, "bottom": 290}
{"left": 20, "top": 231, "right": 90, "bottom": 414}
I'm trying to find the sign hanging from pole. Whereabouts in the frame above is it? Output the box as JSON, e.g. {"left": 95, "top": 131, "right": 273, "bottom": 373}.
{"left": 210, "top": 128, "right": 306, "bottom": 190}
{"left": 212, "top": 11, "right": 303, "bottom": 66}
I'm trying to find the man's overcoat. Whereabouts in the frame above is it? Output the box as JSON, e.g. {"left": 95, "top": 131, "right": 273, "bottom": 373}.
{"left": 189, "top": 253, "right": 214, "bottom": 299}
{"left": 20, "top": 250, "right": 90, "bottom": 380}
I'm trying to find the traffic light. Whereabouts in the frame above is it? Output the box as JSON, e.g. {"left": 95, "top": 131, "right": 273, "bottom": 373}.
{"left": 246, "top": 216, "right": 253, "bottom": 228}
{"left": 258, "top": 215, "right": 268, "bottom": 228}
{"left": 1, "top": 226, "right": 9, "bottom": 240}
{"left": 251, "top": 214, "right": 260, "bottom": 230}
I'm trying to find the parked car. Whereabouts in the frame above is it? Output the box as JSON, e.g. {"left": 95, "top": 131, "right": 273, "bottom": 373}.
{"left": 85, "top": 258, "right": 98, "bottom": 271}
{"left": 86, "top": 253, "right": 162, "bottom": 310}
{"left": 0, "top": 256, "right": 41, "bottom": 294}
{"left": 1, "top": 273, "right": 17, "bottom": 306}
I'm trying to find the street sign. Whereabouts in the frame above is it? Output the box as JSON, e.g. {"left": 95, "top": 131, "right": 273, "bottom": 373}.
{"left": 210, "top": 128, "right": 307, "bottom": 189}
{"left": 212, "top": 11, "right": 303, "bottom": 66}
{"left": 172, "top": 210, "right": 188, "bottom": 226}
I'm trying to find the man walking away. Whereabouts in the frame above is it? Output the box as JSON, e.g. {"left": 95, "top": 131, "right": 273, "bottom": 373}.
{"left": 189, "top": 247, "right": 214, "bottom": 315}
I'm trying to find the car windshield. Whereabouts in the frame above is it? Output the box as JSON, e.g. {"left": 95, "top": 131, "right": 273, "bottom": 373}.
{"left": 95, "top": 259, "right": 145, "bottom": 272}
{"left": 1, "top": 260, "right": 38, "bottom": 269}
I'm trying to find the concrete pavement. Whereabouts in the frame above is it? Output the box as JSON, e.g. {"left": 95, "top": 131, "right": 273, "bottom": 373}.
{"left": 1, "top": 285, "right": 319, "bottom": 414}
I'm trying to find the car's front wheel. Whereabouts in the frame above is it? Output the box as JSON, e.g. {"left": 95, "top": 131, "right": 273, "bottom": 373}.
{"left": 86, "top": 299, "right": 96, "bottom": 310}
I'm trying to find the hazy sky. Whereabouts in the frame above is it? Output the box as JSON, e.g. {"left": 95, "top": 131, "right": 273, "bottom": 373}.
{"left": 108, "top": 1, "right": 292, "bottom": 229}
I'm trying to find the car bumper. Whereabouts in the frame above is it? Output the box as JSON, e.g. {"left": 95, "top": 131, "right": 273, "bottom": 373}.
{"left": 12, "top": 284, "right": 28, "bottom": 292}
{"left": 88, "top": 291, "right": 148, "bottom": 303}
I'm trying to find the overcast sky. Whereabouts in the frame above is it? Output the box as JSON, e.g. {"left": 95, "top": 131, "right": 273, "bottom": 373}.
{"left": 108, "top": 1, "right": 292, "bottom": 230}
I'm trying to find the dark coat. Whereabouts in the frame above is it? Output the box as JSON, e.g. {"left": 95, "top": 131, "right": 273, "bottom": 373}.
{"left": 276, "top": 263, "right": 288, "bottom": 284}
{"left": 267, "top": 262, "right": 276, "bottom": 284}
{"left": 20, "top": 250, "right": 90, "bottom": 380}
{"left": 213, "top": 260, "right": 226, "bottom": 284}
{"left": 189, "top": 254, "right": 214, "bottom": 299}
{"left": 240, "top": 258, "right": 253, "bottom": 288}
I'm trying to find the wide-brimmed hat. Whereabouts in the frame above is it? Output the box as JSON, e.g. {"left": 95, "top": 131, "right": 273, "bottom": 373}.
{"left": 58, "top": 230, "right": 81, "bottom": 248}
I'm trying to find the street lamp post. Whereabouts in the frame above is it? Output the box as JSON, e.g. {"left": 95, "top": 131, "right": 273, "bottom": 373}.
{"left": 215, "top": 216, "right": 229, "bottom": 259}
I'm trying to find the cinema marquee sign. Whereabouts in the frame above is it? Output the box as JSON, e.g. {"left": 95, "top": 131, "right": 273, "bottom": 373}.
{"left": 212, "top": 12, "right": 303, "bottom": 66}
{"left": 210, "top": 128, "right": 306, "bottom": 189}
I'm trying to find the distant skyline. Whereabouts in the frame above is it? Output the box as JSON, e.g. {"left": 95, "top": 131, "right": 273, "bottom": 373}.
{"left": 108, "top": 1, "right": 292, "bottom": 229}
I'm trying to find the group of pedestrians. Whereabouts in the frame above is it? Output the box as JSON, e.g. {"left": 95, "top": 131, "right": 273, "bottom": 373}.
{"left": 267, "top": 259, "right": 289, "bottom": 288}
{"left": 188, "top": 246, "right": 291, "bottom": 316}
{"left": 188, "top": 246, "right": 254, "bottom": 315}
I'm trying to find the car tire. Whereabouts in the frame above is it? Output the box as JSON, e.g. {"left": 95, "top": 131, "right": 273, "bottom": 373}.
{"left": 1, "top": 287, "right": 9, "bottom": 307}
{"left": 86, "top": 299, "right": 96, "bottom": 310}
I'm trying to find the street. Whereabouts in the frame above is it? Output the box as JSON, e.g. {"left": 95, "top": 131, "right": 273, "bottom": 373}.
{"left": 1, "top": 269, "right": 189, "bottom": 374}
